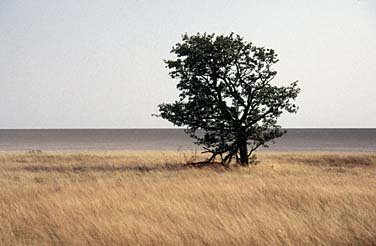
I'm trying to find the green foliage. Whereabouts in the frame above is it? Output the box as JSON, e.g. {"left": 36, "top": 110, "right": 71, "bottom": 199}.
{"left": 157, "top": 33, "right": 300, "bottom": 166}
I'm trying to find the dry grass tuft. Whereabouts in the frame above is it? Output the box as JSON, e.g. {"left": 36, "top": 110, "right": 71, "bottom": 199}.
{"left": 0, "top": 151, "right": 375, "bottom": 245}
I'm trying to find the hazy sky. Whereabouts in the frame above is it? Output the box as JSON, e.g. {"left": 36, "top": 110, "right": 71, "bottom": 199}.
{"left": 1, "top": 0, "right": 375, "bottom": 128}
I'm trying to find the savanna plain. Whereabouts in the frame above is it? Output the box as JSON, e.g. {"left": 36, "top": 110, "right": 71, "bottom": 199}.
{"left": 0, "top": 151, "right": 375, "bottom": 245}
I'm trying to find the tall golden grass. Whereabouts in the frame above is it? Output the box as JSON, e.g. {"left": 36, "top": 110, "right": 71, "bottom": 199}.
{"left": 0, "top": 151, "right": 375, "bottom": 245}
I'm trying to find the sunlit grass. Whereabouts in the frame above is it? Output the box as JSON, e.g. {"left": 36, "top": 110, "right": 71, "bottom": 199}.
{"left": 0, "top": 151, "right": 375, "bottom": 245}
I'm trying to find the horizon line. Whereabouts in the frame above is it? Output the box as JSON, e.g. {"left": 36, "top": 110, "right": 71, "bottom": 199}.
{"left": 0, "top": 127, "right": 375, "bottom": 130}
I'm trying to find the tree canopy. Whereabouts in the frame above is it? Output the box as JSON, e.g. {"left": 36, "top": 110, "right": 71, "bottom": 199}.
{"left": 157, "top": 33, "right": 300, "bottom": 166}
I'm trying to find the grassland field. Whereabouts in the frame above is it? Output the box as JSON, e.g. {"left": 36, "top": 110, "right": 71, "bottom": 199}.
{"left": 0, "top": 151, "right": 375, "bottom": 245}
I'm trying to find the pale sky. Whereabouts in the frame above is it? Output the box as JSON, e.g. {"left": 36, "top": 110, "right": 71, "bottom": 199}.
{"left": 1, "top": 0, "right": 375, "bottom": 128}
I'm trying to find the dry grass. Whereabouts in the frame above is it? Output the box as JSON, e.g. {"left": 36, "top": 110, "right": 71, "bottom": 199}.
{"left": 0, "top": 151, "right": 376, "bottom": 245}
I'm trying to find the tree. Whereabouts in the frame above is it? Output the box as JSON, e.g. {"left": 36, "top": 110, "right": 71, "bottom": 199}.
{"left": 157, "top": 33, "right": 300, "bottom": 166}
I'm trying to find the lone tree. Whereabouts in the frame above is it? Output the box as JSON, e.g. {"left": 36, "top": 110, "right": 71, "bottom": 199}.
{"left": 157, "top": 33, "right": 300, "bottom": 166}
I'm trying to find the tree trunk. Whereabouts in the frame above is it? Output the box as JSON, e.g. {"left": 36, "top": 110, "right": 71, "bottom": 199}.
{"left": 239, "top": 140, "right": 249, "bottom": 166}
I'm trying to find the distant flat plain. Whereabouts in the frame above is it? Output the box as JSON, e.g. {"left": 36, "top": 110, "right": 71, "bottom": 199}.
{"left": 0, "top": 128, "right": 376, "bottom": 152}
